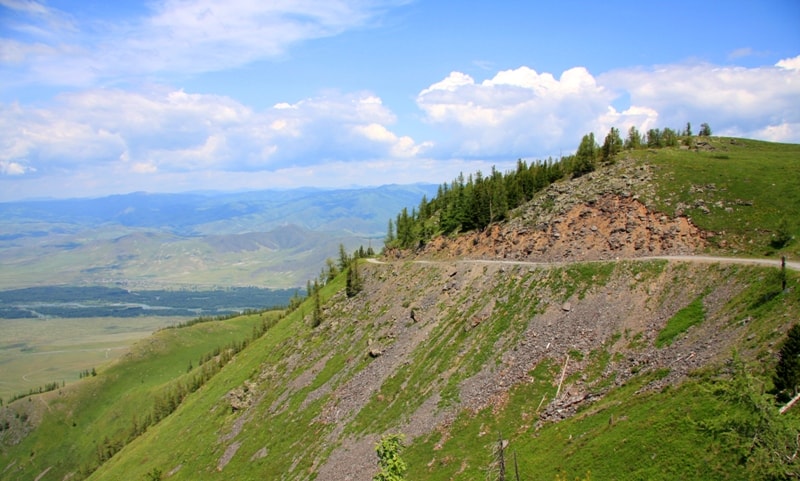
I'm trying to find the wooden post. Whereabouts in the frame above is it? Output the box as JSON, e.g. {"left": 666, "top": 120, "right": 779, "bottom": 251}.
{"left": 498, "top": 433, "right": 505, "bottom": 481}
{"left": 782, "top": 256, "right": 787, "bottom": 291}
{"left": 780, "top": 391, "right": 800, "bottom": 415}
{"left": 555, "top": 354, "right": 569, "bottom": 400}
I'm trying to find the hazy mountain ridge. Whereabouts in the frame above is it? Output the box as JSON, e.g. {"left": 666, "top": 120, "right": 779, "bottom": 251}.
{"left": 0, "top": 184, "right": 438, "bottom": 289}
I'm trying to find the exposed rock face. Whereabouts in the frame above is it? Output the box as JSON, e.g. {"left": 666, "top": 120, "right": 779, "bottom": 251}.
{"left": 421, "top": 194, "right": 706, "bottom": 262}
{"left": 415, "top": 158, "right": 706, "bottom": 262}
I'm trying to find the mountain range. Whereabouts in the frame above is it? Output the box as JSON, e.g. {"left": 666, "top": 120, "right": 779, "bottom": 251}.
{"left": 0, "top": 184, "right": 438, "bottom": 289}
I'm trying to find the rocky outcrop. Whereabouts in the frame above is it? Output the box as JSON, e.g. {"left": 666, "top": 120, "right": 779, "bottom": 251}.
{"left": 417, "top": 158, "right": 706, "bottom": 262}
{"left": 422, "top": 194, "right": 705, "bottom": 262}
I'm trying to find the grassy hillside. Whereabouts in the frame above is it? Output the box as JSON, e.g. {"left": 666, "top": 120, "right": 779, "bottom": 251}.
{"left": 0, "top": 312, "right": 278, "bottom": 480}
{"left": 68, "top": 259, "right": 797, "bottom": 481}
{"left": 1, "top": 138, "right": 798, "bottom": 481}
{"left": 641, "top": 137, "right": 800, "bottom": 257}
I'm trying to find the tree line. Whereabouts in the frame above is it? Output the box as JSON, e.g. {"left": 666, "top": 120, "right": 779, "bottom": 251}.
{"left": 385, "top": 123, "right": 712, "bottom": 250}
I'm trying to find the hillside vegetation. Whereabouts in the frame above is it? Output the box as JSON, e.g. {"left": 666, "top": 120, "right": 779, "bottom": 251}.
{"left": 1, "top": 137, "right": 799, "bottom": 481}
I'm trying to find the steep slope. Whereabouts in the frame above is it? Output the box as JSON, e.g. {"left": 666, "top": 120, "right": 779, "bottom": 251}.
{"left": 2, "top": 139, "right": 798, "bottom": 480}
{"left": 78, "top": 257, "right": 796, "bottom": 481}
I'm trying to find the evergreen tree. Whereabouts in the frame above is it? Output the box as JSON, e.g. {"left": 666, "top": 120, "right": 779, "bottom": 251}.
{"left": 572, "top": 132, "right": 596, "bottom": 177}
{"left": 325, "top": 258, "right": 339, "bottom": 283}
{"left": 662, "top": 127, "right": 678, "bottom": 147}
{"left": 346, "top": 259, "right": 363, "bottom": 298}
{"left": 774, "top": 324, "right": 800, "bottom": 402}
{"left": 601, "top": 126, "right": 623, "bottom": 163}
{"left": 337, "top": 243, "right": 350, "bottom": 272}
{"left": 646, "top": 128, "right": 663, "bottom": 148}
{"left": 489, "top": 166, "right": 508, "bottom": 224}
{"left": 625, "top": 126, "right": 642, "bottom": 150}
{"left": 385, "top": 219, "right": 395, "bottom": 245}
{"left": 699, "top": 122, "right": 712, "bottom": 136}
{"left": 311, "top": 280, "right": 322, "bottom": 328}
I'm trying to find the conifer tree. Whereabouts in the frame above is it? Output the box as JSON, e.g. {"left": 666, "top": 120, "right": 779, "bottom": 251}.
{"left": 312, "top": 280, "right": 322, "bottom": 328}
{"left": 572, "top": 133, "right": 597, "bottom": 177}
{"left": 338, "top": 243, "right": 350, "bottom": 272}
{"left": 346, "top": 259, "right": 363, "bottom": 298}
{"left": 601, "top": 126, "right": 623, "bottom": 164}
{"left": 774, "top": 324, "right": 800, "bottom": 402}
{"left": 625, "top": 126, "right": 642, "bottom": 150}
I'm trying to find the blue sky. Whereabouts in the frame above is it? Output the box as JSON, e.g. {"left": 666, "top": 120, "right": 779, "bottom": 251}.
{"left": 1, "top": 0, "right": 799, "bottom": 200}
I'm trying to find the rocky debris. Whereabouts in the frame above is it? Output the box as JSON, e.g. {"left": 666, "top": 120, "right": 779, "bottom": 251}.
{"left": 241, "top": 157, "right": 739, "bottom": 480}
{"left": 217, "top": 441, "right": 241, "bottom": 471}
{"left": 250, "top": 447, "right": 268, "bottom": 461}
{"left": 417, "top": 157, "right": 706, "bottom": 263}
{"left": 225, "top": 380, "right": 257, "bottom": 412}
{"left": 421, "top": 194, "right": 706, "bottom": 263}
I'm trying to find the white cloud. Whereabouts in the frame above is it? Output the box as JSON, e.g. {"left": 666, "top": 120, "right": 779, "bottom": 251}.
{"left": 0, "top": 87, "right": 429, "bottom": 185}
{"left": 417, "top": 59, "right": 800, "bottom": 159}
{"left": 777, "top": 55, "right": 800, "bottom": 71}
{"left": 601, "top": 59, "right": 800, "bottom": 142}
{"left": 1, "top": 0, "right": 402, "bottom": 86}
{"left": 0, "top": 160, "right": 30, "bottom": 175}
{"left": 417, "top": 66, "right": 614, "bottom": 157}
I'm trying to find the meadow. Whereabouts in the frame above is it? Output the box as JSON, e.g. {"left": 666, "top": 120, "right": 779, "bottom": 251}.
{"left": 0, "top": 315, "right": 182, "bottom": 402}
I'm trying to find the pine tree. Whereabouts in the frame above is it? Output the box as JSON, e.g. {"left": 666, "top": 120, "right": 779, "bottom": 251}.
{"left": 346, "top": 259, "right": 363, "bottom": 298}
{"left": 572, "top": 133, "right": 596, "bottom": 177}
{"left": 385, "top": 218, "right": 395, "bottom": 245}
{"left": 625, "top": 126, "right": 642, "bottom": 150}
{"left": 774, "top": 324, "right": 800, "bottom": 402}
{"left": 601, "top": 127, "right": 623, "bottom": 164}
{"left": 312, "top": 280, "right": 322, "bottom": 328}
{"left": 338, "top": 243, "right": 350, "bottom": 272}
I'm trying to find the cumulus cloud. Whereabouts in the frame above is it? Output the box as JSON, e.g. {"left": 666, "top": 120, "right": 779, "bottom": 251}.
{"left": 777, "top": 55, "right": 800, "bottom": 71}
{"left": 417, "top": 66, "right": 618, "bottom": 157}
{"left": 601, "top": 56, "right": 800, "bottom": 142}
{"left": 0, "top": 87, "right": 429, "bottom": 184}
{"left": 417, "top": 58, "right": 800, "bottom": 160}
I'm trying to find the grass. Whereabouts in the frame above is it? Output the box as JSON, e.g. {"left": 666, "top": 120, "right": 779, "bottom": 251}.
{"left": 0, "top": 311, "right": 276, "bottom": 481}
{"left": 0, "top": 316, "right": 182, "bottom": 402}
{"left": 656, "top": 295, "right": 706, "bottom": 347}
{"left": 641, "top": 137, "right": 800, "bottom": 257}
{"left": 5, "top": 254, "right": 797, "bottom": 481}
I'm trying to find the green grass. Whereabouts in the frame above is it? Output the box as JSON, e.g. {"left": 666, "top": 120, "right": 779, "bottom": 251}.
{"left": 0, "top": 312, "right": 276, "bottom": 481}
{"left": 0, "top": 316, "right": 182, "bottom": 402}
{"left": 641, "top": 137, "right": 800, "bottom": 257}
{"left": 656, "top": 295, "right": 706, "bottom": 347}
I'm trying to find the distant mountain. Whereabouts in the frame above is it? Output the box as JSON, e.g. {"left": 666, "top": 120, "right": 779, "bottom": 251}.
{"left": 0, "top": 184, "right": 437, "bottom": 235}
{"left": 0, "top": 184, "right": 438, "bottom": 289}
